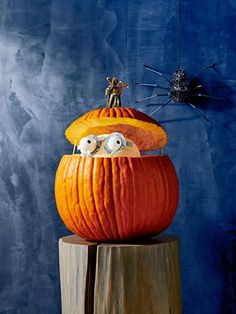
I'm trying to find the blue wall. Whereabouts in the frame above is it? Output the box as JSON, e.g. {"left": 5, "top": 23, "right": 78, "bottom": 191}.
{"left": 0, "top": 0, "right": 235, "bottom": 313}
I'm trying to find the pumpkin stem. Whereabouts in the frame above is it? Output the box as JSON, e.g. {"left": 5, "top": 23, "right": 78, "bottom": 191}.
{"left": 105, "top": 77, "right": 129, "bottom": 108}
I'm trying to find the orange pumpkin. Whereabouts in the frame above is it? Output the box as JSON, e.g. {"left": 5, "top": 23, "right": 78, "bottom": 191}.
{"left": 55, "top": 107, "right": 179, "bottom": 241}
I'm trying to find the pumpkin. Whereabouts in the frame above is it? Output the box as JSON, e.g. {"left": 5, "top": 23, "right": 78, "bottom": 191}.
{"left": 55, "top": 107, "right": 179, "bottom": 241}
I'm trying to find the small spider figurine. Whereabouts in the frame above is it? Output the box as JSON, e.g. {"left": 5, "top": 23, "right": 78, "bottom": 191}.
{"left": 136, "top": 63, "right": 225, "bottom": 121}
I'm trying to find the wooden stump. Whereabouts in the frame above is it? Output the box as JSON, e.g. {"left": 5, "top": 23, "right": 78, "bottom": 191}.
{"left": 59, "top": 235, "right": 182, "bottom": 314}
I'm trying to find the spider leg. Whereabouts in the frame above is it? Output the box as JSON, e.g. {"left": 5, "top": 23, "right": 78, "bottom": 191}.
{"left": 190, "top": 85, "right": 203, "bottom": 90}
{"left": 135, "top": 82, "right": 169, "bottom": 90}
{"left": 190, "top": 63, "right": 217, "bottom": 80}
{"left": 149, "top": 100, "right": 171, "bottom": 117}
{"left": 135, "top": 93, "right": 168, "bottom": 103}
{"left": 198, "top": 62, "right": 217, "bottom": 74}
{"left": 187, "top": 102, "right": 209, "bottom": 121}
{"left": 194, "top": 93, "right": 225, "bottom": 101}
{"left": 144, "top": 65, "right": 171, "bottom": 83}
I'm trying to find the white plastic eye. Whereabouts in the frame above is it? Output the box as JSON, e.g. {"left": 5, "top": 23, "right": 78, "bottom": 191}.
{"left": 78, "top": 135, "right": 99, "bottom": 156}
{"left": 105, "top": 132, "right": 125, "bottom": 154}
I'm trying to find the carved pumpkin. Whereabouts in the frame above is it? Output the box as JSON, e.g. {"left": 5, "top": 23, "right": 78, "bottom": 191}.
{"left": 55, "top": 107, "right": 179, "bottom": 241}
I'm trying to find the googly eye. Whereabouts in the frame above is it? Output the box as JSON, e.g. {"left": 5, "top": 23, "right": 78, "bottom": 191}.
{"left": 105, "top": 132, "right": 125, "bottom": 154}
{"left": 78, "top": 135, "right": 99, "bottom": 156}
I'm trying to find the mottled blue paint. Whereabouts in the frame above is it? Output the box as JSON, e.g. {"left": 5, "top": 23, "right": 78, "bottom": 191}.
{"left": 0, "top": 0, "right": 235, "bottom": 313}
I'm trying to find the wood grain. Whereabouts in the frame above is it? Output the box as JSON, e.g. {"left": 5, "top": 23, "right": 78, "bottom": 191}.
{"left": 59, "top": 235, "right": 182, "bottom": 314}
{"left": 59, "top": 236, "right": 97, "bottom": 314}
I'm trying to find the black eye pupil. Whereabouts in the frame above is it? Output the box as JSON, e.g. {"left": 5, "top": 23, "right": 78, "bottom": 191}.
{"left": 87, "top": 140, "right": 91, "bottom": 144}
{"left": 117, "top": 141, "right": 120, "bottom": 144}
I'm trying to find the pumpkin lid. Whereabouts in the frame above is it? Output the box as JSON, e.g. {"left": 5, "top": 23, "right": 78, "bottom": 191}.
{"left": 65, "top": 107, "right": 167, "bottom": 151}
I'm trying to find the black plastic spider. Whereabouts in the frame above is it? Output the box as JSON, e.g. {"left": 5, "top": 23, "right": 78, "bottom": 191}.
{"left": 135, "top": 63, "right": 225, "bottom": 121}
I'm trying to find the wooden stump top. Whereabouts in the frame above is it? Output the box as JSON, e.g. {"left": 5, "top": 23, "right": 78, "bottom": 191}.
{"left": 60, "top": 234, "right": 179, "bottom": 246}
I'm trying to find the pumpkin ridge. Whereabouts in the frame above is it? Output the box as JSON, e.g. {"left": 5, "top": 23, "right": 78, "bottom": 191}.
{"left": 157, "top": 158, "right": 167, "bottom": 228}
{"left": 175, "top": 166, "right": 179, "bottom": 213}
{"left": 145, "top": 158, "right": 156, "bottom": 231}
{"left": 63, "top": 157, "right": 81, "bottom": 234}
{"left": 152, "top": 157, "right": 166, "bottom": 231}
{"left": 105, "top": 158, "right": 120, "bottom": 240}
{"left": 132, "top": 158, "right": 143, "bottom": 234}
{"left": 55, "top": 157, "right": 77, "bottom": 233}
{"left": 85, "top": 111, "right": 92, "bottom": 120}
{"left": 166, "top": 159, "right": 175, "bottom": 225}
{"left": 87, "top": 157, "right": 110, "bottom": 239}
{"left": 87, "top": 108, "right": 100, "bottom": 120}
{"left": 102, "top": 158, "right": 118, "bottom": 240}
{"left": 68, "top": 157, "right": 83, "bottom": 236}
{"left": 112, "top": 108, "right": 117, "bottom": 117}
{"left": 112, "top": 158, "right": 124, "bottom": 239}
{"left": 62, "top": 157, "right": 81, "bottom": 234}
{"left": 127, "top": 158, "right": 135, "bottom": 236}
{"left": 165, "top": 159, "right": 178, "bottom": 226}
{"left": 110, "top": 108, "right": 116, "bottom": 118}
{"left": 84, "top": 109, "right": 96, "bottom": 120}
{"left": 87, "top": 108, "right": 96, "bottom": 119}
{"left": 116, "top": 107, "right": 122, "bottom": 118}
{"left": 147, "top": 158, "right": 156, "bottom": 230}
{"left": 110, "top": 108, "right": 116, "bottom": 117}
{"left": 151, "top": 160, "right": 160, "bottom": 229}
{"left": 125, "top": 108, "right": 135, "bottom": 119}
{"left": 98, "top": 108, "right": 104, "bottom": 118}
{"left": 143, "top": 157, "right": 155, "bottom": 231}
{"left": 119, "top": 158, "right": 131, "bottom": 238}
{"left": 170, "top": 160, "right": 179, "bottom": 224}
{"left": 90, "top": 108, "right": 99, "bottom": 119}
{"left": 135, "top": 158, "right": 147, "bottom": 232}
{"left": 116, "top": 158, "right": 125, "bottom": 238}
{"left": 118, "top": 158, "right": 126, "bottom": 237}
{"left": 67, "top": 157, "right": 91, "bottom": 237}
{"left": 118, "top": 158, "right": 133, "bottom": 238}
{"left": 161, "top": 161, "right": 172, "bottom": 228}
{"left": 75, "top": 157, "right": 101, "bottom": 239}
{"left": 73, "top": 157, "right": 90, "bottom": 238}
{"left": 121, "top": 107, "right": 131, "bottom": 118}
{"left": 91, "top": 158, "right": 112, "bottom": 240}
{"left": 104, "top": 158, "right": 119, "bottom": 239}
{"left": 79, "top": 157, "right": 101, "bottom": 239}
{"left": 158, "top": 157, "right": 170, "bottom": 229}
{"left": 132, "top": 158, "right": 140, "bottom": 233}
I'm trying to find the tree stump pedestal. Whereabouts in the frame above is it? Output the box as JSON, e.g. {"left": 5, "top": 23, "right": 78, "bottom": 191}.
{"left": 59, "top": 235, "right": 182, "bottom": 314}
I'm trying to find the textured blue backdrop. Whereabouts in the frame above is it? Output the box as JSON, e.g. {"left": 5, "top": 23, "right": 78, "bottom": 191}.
{"left": 0, "top": 0, "right": 236, "bottom": 313}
